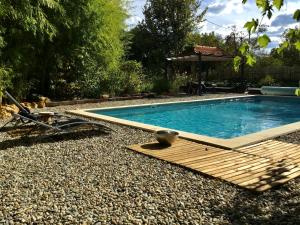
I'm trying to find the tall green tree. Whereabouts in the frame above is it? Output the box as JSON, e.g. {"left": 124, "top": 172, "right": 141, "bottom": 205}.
{"left": 186, "top": 32, "right": 224, "bottom": 50}
{"left": 0, "top": 0, "right": 63, "bottom": 97}
{"left": 129, "top": 0, "right": 207, "bottom": 75}
{"left": 41, "top": 0, "right": 128, "bottom": 98}
{"left": 0, "top": 0, "right": 128, "bottom": 99}
{"left": 271, "top": 28, "right": 300, "bottom": 67}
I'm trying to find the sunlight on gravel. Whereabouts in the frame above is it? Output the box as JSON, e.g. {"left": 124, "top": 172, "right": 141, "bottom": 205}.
{"left": 0, "top": 94, "right": 299, "bottom": 224}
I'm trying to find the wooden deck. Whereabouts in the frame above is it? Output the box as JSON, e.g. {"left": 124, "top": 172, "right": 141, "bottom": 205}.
{"left": 128, "top": 139, "right": 300, "bottom": 192}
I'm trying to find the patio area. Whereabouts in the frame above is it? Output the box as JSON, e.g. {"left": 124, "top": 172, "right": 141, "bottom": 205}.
{"left": 0, "top": 94, "right": 299, "bottom": 224}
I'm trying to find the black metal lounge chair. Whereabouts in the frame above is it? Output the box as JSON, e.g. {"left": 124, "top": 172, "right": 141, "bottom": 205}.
{"left": 0, "top": 91, "right": 112, "bottom": 136}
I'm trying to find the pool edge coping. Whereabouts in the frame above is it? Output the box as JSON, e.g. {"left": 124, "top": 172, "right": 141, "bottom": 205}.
{"left": 66, "top": 95, "right": 300, "bottom": 149}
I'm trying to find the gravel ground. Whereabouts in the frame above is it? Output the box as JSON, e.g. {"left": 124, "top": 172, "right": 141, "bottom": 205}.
{"left": 0, "top": 94, "right": 299, "bottom": 224}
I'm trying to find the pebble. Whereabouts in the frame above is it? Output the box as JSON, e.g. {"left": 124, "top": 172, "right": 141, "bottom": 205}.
{"left": 0, "top": 94, "right": 299, "bottom": 224}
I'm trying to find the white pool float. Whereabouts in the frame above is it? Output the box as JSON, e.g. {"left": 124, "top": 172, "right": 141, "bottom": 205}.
{"left": 261, "top": 86, "right": 298, "bottom": 96}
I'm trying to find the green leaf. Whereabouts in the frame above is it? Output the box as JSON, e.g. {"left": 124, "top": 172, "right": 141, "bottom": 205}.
{"left": 233, "top": 56, "right": 242, "bottom": 72}
{"left": 267, "top": 9, "right": 273, "bottom": 19}
{"left": 256, "top": 0, "right": 273, "bottom": 18}
{"left": 295, "top": 41, "right": 300, "bottom": 51}
{"left": 257, "top": 34, "right": 271, "bottom": 48}
{"left": 244, "top": 21, "right": 253, "bottom": 33}
{"left": 273, "top": 0, "right": 283, "bottom": 10}
{"left": 246, "top": 53, "right": 256, "bottom": 66}
{"left": 244, "top": 19, "right": 258, "bottom": 33}
{"left": 286, "top": 29, "right": 296, "bottom": 39}
{"left": 281, "top": 41, "right": 289, "bottom": 48}
{"left": 0, "top": 36, "right": 5, "bottom": 48}
{"left": 239, "top": 42, "right": 249, "bottom": 55}
{"left": 277, "top": 41, "right": 289, "bottom": 54}
{"left": 242, "top": 0, "right": 248, "bottom": 3}
{"left": 256, "top": 0, "right": 267, "bottom": 9}
{"left": 293, "top": 9, "right": 300, "bottom": 21}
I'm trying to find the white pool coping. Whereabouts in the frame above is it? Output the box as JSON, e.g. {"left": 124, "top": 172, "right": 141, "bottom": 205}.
{"left": 67, "top": 95, "right": 300, "bottom": 149}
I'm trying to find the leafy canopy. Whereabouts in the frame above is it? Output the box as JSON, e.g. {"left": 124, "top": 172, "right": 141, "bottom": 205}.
{"left": 0, "top": 0, "right": 129, "bottom": 98}
{"left": 234, "top": 0, "right": 300, "bottom": 71}
{"left": 0, "top": 0, "right": 64, "bottom": 96}
{"left": 129, "top": 0, "right": 207, "bottom": 74}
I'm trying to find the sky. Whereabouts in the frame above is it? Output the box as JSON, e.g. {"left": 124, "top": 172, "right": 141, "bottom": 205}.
{"left": 127, "top": 0, "right": 300, "bottom": 50}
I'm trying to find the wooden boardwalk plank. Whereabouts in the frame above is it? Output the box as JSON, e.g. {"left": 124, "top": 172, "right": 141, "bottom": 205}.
{"left": 241, "top": 143, "right": 300, "bottom": 159}
{"left": 210, "top": 158, "right": 270, "bottom": 176}
{"left": 222, "top": 153, "right": 300, "bottom": 181}
{"left": 220, "top": 161, "right": 275, "bottom": 180}
{"left": 127, "top": 139, "right": 300, "bottom": 192}
{"left": 238, "top": 142, "right": 296, "bottom": 159}
{"left": 231, "top": 162, "right": 299, "bottom": 184}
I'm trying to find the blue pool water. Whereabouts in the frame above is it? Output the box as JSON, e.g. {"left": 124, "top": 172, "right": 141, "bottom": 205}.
{"left": 89, "top": 96, "right": 300, "bottom": 139}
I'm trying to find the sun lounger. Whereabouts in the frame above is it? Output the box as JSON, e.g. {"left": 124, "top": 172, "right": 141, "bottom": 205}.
{"left": 0, "top": 91, "right": 112, "bottom": 136}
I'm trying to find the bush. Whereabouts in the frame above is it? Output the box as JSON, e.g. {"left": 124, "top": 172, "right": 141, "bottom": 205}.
{"left": 0, "top": 67, "right": 13, "bottom": 99}
{"left": 78, "top": 60, "right": 145, "bottom": 98}
{"left": 50, "top": 79, "right": 81, "bottom": 100}
{"left": 149, "top": 72, "right": 190, "bottom": 95}
{"left": 258, "top": 75, "right": 277, "bottom": 87}
{"left": 169, "top": 74, "right": 188, "bottom": 94}
{"left": 152, "top": 76, "right": 170, "bottom": 94}
{"left": 119, "top": 61, "right": 144, "bottom": 95}
{"left": 140, "top": 80, "right": 154, "bottom": 93}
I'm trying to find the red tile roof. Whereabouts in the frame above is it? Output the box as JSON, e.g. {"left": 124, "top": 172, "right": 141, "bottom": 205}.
{"left": 194, "top": 45, "right": 224, "bottom": 56}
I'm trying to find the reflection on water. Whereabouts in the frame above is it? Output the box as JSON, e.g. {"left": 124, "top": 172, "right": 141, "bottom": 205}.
{"left": 91, "top": 96, "right": 300, "bottom": 139}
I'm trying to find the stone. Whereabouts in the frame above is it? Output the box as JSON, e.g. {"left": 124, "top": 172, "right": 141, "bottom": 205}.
{"left": 0, "top": 104, "right": 18, "bottom": 119}
{"left": 38, "top": 101, "right": 46, "bottom": 108}
{"left": 0, "top": 93, "right": 298, "bottom": 225}
{"left": 100, "top": 94, "right": 109, "bottom": 100}
{"left": 31, "top": 102, "right": 38, "bottom": 109}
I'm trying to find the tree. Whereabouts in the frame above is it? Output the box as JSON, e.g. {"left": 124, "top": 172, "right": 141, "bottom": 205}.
{"left": 128, "top": 24, "right": 157, "bottom": 69}
{"left": 0, "top": 0, "right": 129, "bottom": 99}
{"left": 129, "top": 0, "right": 207, "bottom": 75}
{"left": 186, "top": 32, "right": 224, "bottom": 49}
{"left": 43, "top": 0, "right": 128, "bottom": 98}
{"left": 235, "top": 0, "right": 300, "bottom": 71}
{"left": 271, "top": 28, "right": 300, "bottom": 67}
{"left": 0, "top": 0, "right": 63, "bottom": 98}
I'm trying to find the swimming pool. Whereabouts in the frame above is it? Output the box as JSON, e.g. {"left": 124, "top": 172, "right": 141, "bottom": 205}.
{"left": 68, "top": 96, "right": 300, "bottom": 148}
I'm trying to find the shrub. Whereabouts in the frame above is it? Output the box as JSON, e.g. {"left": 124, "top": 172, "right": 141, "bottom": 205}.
{"left": 152, "top": 76, "right": 170, "bottom": 94}
{"left": 140, "top": 80, "right": 154, "bottom": 93}
{"left": 0, "top": 67, "right": 13, "bottom": 100}
{"left": 258, "top": 75, "right": 276, "bottom": 87}
{"left": 50, "top": 79, "right": 81, "bottom": 100}
{"left": 119, "top": 60, "right": 144, "bottom": 95}
{"left": 78, "top": 61, "right": 145, "bottom": 98}
{"left": 169, "top": 74, "right": 189, "bottom": 94}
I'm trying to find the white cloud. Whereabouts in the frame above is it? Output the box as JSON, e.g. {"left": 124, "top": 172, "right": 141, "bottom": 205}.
{"left": 128, "top": 0, "right": 300, "bottom": 48}
{"left": 126, "top": 16, "right": 142, "bottom": 27}
{"left": 207, "top": 0, "right": 252, "bottom": 15}
{"left": 271, "top": 14, "right": 297, "bottom": 26}
{"left": 207, "top": 2, "right": 226, "bottom": 15}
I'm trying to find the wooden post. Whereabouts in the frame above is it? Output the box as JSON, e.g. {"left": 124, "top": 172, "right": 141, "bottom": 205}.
{"left": 191, "top": 61, "right": 196, "bottom": 79}
{"left": 206, "top": 65, "right": 209, "bottom": 83}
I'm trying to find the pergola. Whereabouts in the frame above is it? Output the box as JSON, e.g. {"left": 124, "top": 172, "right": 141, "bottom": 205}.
{"left": 166, "top": 45, "right": 234, "bottom": 95}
